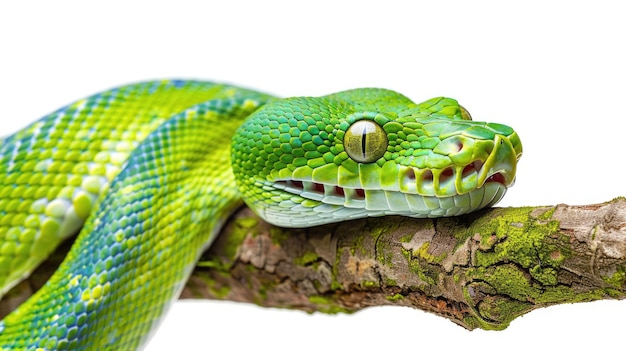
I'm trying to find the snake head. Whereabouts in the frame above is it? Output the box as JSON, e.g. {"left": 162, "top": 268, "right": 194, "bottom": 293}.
{"left": 231, "top": 89, "right": 522, "bottom": 227}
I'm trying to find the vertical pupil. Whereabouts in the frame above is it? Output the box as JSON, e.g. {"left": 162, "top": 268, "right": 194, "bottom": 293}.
{"left": 345, "top": 119, "right": 388, "bottom": 163}
{"left": 361, "top": 127, "right": 367, "bottom": 159}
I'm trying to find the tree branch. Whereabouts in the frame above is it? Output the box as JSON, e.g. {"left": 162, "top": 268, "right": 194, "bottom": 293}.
{"left": 2, "top": 198, "right": 625, "bottom": 330}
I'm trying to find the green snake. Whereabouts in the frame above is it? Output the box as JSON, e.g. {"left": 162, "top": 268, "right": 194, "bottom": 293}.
{"left": 0, "top": 80, "right": 522, "bottom": 350}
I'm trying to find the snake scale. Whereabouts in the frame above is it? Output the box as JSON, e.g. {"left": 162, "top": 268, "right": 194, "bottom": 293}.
{"left": 0, "top": 80, "right": 521, "bottom": 350}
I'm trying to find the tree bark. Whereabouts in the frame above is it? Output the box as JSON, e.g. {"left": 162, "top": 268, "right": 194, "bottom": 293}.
{"left": 2, "top": 198, "right": 626, "bottom": 330}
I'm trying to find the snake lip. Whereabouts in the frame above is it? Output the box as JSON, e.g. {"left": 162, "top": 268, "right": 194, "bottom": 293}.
{"left": 274, "top": 180, "right": 366, "bottom": 201}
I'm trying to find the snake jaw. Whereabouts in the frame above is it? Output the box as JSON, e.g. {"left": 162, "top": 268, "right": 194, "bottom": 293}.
{"left": 265, "top": 129, "right": 520, "bottom": 226}
{"left": 268, "top": 176, "right": 508, "bottom": 225}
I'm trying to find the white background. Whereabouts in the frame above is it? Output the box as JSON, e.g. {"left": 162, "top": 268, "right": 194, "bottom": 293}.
{"left": 1, "top": 1, "right": 625, "bottom": 350}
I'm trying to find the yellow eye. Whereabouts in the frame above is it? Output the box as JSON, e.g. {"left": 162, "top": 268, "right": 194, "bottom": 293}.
{"left": 344, "top": 120, "right": 388, "bottom": 163}
{"left": 459, "top": 105, "right": 472, "bottom": 120}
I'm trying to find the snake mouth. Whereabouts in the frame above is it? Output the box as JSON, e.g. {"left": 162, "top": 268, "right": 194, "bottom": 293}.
{"left": 273, "top": 169, "right": 506, "bottom": 203}
{"left": 273, "top": 136, "right": 516, "bottom": 209}
{"left": 269, "top": 176, "right": 508, "bottom": 224}
{"left": 267, "top": 134, "right": 519, "bottom": 224}
{"left": 272, "top": 134, "right": 517, "bottom": 205}
{"left": 273, "top": 162, "right": 508, "bottom": 209}
{"left": 274, "top": 180, "right": 367, "bottom": 204}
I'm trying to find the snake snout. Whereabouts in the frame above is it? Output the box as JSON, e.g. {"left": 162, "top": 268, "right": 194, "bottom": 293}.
{"left": 400, "top": 132, "right": 520, "bottom": 197}
{"left": 478, "top": 134, "right": 519, "bottom": 188}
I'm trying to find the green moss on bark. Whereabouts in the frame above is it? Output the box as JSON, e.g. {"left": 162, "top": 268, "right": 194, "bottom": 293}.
{"left": 269, "top": 226, "right": 288, "bottom": 245}
{"left": 604, "top": 266, "right": 626, "bottom": 288}
{"left": 401, "top": 247, "right": 438, "bottom": 286}
{"left": 385, "top": 293, "right": 405, "bottom": 301}
{"left": 294, "top": 252, "right": 320, "bottom": 266}
{"left": 308, "top": 295, "right": 352, "bottom": 314}
{"left": 457, "top": 206, "right": 623, "bottom": 329}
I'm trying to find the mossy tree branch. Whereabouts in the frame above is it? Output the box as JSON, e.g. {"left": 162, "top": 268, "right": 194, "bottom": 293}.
{"left": 2, "top": 198, "right": 626, "bottom": 330}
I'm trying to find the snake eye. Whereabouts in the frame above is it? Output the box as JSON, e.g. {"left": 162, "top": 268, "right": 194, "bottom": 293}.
{"left": 344, "top": 120, "right": 388, "bottom": 163}
{"left": 459, "top": 105, "right": 472, "bottom": 120}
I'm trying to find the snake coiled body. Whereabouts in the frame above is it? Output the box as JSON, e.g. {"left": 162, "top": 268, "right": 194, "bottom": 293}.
{"left": 0, "top": 80, "right": 521, "bottom": 350}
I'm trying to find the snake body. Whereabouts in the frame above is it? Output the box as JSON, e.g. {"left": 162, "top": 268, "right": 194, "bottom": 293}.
{"left": 0, "top": 80, "right": 521, "bottom": 350}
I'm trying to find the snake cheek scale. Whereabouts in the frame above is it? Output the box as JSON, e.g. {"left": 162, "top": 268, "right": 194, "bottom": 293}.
{"left": 0, "top": 80, "right": 522, "bottom": 350}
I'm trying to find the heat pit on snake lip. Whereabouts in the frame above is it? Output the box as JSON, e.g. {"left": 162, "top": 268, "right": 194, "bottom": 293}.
{"left": 485, "top": 172, "right": 506, "bottom": 186}
{"left": 274, "top": 180, "right": 366, "bottom": 201}
{"left": 272, "top": 159, "right": 507, "bottom": 205}
{"left": 439, "top": 167, "right": 454, "bottom": 184}
{"left": 398, "top": 158, "right": 508, "bottom": 197}
{"left": 462, "top": 162, "right": 478, "bottom": 178}
{"left": 421, "top": 170, "right": 433, "bottom": 183}
{"left": 465, "top": 160, "right": 507, "bottom": 186}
